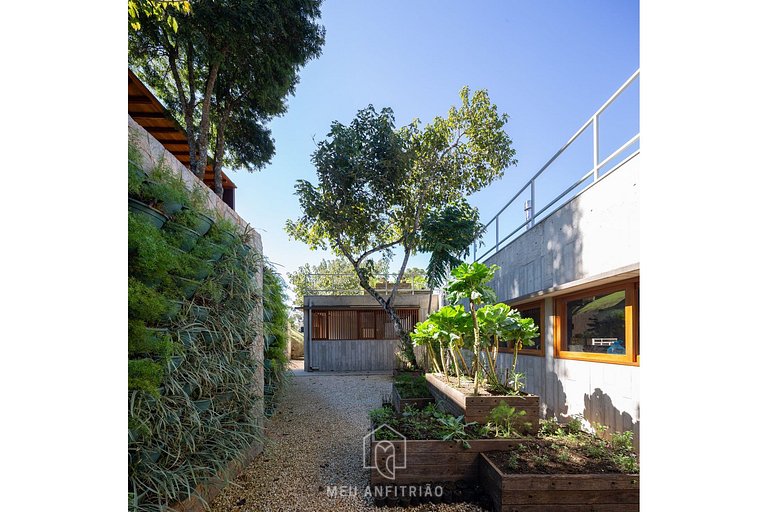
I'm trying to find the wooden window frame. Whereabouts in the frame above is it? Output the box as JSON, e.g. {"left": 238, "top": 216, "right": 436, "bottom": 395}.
{"left": 311, "top": 308, "right": 420, "bottom": 341}
{"left": 499, "top": 299, "right": 545, "bottom": 357}
{"left": 554, "top": 278, "right": 639, "bottom": 366}
{"left": 311, "top": 310, "right": 329, "bottom": 340}
{"left": 358, "top": 310, "right": 376, "bottom": 340}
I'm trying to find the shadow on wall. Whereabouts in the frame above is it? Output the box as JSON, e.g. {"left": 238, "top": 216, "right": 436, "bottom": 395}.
{"left": 583, "top": 387, "right": 640, "bottom": 452}
{"left": 485, "top": 192, "right": 584, "bottom": 302}
{"left": 543, "top": 369, "right": 569, "bottom": 423}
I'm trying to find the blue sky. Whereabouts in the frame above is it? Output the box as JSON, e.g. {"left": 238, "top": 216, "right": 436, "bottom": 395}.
{"left": 228, "top": 0, "right": 639, "bottom": 291}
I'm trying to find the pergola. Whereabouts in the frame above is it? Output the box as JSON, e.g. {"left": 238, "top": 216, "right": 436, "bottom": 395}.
{"left": 128, "top": 69, "right": 237, "bottom": 210}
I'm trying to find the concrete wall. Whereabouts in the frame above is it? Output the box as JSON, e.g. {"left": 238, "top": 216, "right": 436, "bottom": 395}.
{"left": 485, "top": 153, "right": 639, "bottom": 302}
{"left": 482, "top": 156, "right": 640, "bottom": 448}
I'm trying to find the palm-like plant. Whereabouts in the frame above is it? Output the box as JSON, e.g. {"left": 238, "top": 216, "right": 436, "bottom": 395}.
{"left": 411, "top": 305, "right": 472, "bottom": 383}
{"left": 445, "top": 262, "right": 499, "bottom": 394}
{"left": 477, "top": 303, "right": 539, "bottom": 394}
{"left": 418, "top": 200, "right": 486, "bottom": 314}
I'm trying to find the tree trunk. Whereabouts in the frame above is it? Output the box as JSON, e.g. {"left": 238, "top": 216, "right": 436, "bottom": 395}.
{"left": 213, "top": 126, "right": 226, "bottom": 198}
{"left": 193, "top": 60, "right": 221, "bottom": 179}
{"left": 351, "top": 265, "right": 416, "bottom": 368}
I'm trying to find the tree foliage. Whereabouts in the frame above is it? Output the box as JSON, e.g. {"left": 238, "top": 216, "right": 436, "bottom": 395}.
{"left": 287, "top": 257, "right": 391, "bottom": 307}
{"left": 419, "top": 199, "right": 486, "bottom": 290}
{"left": 129, "top": 0, "right": 325, "bottom": 196}
{"left": 128, "top": 0, "right": 191, "bottom": 33}
{"left": 286, "top": 87, "right": 516, "bottom": 367}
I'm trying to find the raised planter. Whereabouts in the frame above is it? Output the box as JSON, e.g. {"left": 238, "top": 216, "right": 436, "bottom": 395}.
{"left": 190, "top": 304, "right": 209, "bottom": 322}
{"left": 167, "top": 355, "right": 185, "bottom": 372}
{"left": 172, "top": 275, "right": 201, "bottom": 299}
{"left": 161, "top": 300, "right": 183, "bottom": 322}
{"left": 236, "top": 242, "right": 251, "bottom": 258}
{"left": 157, "top": 199, "right": 184, "bottom": 216}
{"left": 478, "top": 453, "right": 639, "bottom": 512}
{"left": 369, "top": 429, "right": 525, "bottom": 486}
{"left": 129, "top": 197, "right": 168, "bottom": 229}
{"left": 392, "top": 384, "right": 435, "bottom": 413}
{"left": 183, "top": 208, "right": 215, "bottom": 236}
{"left": 426, "top": 373, "right": 540, "bottom": 434}
{"left": 193, "top": 399, "right": 212, "bottom": 413}
{"left": 178, "top": 329, "right": 200, "bottom": 348}
{"left": 165, "top": 221, "right": 201, "bottom": 252}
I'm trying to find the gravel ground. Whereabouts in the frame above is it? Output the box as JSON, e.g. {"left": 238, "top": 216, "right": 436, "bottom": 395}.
{"left": 209, "top": 364, "right": 489, "bottom": 512}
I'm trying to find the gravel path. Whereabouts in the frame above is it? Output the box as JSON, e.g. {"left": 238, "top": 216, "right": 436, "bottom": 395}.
{"left": 210, "top": 364, "right": 488, "bottom": 512}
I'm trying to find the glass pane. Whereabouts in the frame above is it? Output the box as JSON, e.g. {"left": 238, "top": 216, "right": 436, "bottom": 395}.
{"left": 565, "top": 291, "right": 626, "bottom": 355}
{"left": 519, "top": 307, "right": 542, "bottom": 351}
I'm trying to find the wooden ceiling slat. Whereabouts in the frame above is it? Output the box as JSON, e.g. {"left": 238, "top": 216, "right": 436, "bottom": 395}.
{"left": 129, "top": 69, "right": 236, "bottom": 191}
{"left": 129, "top": 112, "right": 168, "bottom": 119}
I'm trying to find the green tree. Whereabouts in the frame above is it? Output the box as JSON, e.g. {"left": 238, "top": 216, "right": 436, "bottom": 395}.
{"left": 129, "top": 0, "right": 325, "bottom": 196}
{"left": 128, "top": 0, "right": 191, "bottom": 33}
{"left": 286, "top": 88, "right": 516, "bottom": 367}
{"left": 287, "top": 257, "right": 391, "bottom": 307}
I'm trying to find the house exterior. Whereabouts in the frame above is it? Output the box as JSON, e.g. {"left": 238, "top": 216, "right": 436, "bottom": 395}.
{"left": 477, "top": 71, "right": 640, "bottom": 447}
{"left": 302, "top": 290, "right": 438, "bottom": 372}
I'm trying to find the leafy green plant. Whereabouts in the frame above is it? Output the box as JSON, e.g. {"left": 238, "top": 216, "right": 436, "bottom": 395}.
{"left": 486, "top": 403, "right": 531, "bottom": 438}
{"left": 436, "top": 415, "right": 477, "bottom": 448}
{"left": 506, "top": 451, "right": 519, "bottom": 470}
{"left": 369, "top": 407, "right": 395, "bottom": 427}
{"left": 445, "top": 262, "right": 499, "bottom": 394}
{"left": 128, "top": 277, "right": 171, "bottom": 323}
{"left": 394, "top": 373, "right": 430, "bottom": 398}
{"left": 128, "top": 359, "right": 165, "bottom": 395}
{"left": 144, "top": 158, "right": 190, "bottom": 212}
{"left": 128, "top": 320, "right": 175, "bottom": 359}
{"left": 128, "top": 163, "right": 266, "bottom": 511}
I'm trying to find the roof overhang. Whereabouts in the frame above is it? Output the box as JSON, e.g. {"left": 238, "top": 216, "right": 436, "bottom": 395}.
{"left": 128, "top": 69, "right": 236, "bottom": 191}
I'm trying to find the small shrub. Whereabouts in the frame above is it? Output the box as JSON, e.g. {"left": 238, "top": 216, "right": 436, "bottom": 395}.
{"left": 486, "top": 402, "right": 531, "bottom": 438}
{"left": 394, "top": 373, "right": 430, "bottom": 398}
{"left": 128, "top": 278, "right": 171, "bottom": 323}
{"left": 369, "top": 407, "right": 395, "bottom": 427}
{"left": 128, "top": 359, "right": 164, "bottom": 395}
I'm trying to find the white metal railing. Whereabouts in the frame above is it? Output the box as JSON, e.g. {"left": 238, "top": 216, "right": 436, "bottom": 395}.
{"left": 474, "top": 70, "right": 640, "bottom": 262}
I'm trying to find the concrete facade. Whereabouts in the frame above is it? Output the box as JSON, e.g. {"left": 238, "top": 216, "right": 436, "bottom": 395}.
{"left": 483, "top": 154, "right": 640, "bottom": 448}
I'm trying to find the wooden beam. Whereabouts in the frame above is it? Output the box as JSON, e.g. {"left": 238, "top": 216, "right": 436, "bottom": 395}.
{"left": 155, "top": 139, "right": 188, "bottom": 145}
{"left": 129, "top": 112, "right": 168, "bottom": 119}
{"left": 128, "top": 95, "right": 153, "bottom": 104}
{"left": 145, "top": 126, "right": 182, "bottom": 134}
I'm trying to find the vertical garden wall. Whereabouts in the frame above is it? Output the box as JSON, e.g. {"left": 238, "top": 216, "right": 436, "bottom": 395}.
{"left": 128, "top": 120, "right": 269, "bottom": 512}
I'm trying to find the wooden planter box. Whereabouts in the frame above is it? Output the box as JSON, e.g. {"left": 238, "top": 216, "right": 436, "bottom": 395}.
{"left": 479, "top": 453, "right": 639, "bottom": 512}
{"left": 392, "top": 383, "right": 434, "bottom": 413}
{"left": 425, "top": 373, "right": 540, "bottom": 433}
{"left": 369, "top": 429, "right": 525, "bottom": 486}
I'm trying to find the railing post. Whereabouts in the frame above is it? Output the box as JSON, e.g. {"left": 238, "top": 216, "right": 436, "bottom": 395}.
{"left": 495, "top": 217, "right": 499, "bottom": 254}
{"left": 473, "top": 241, "right": 476, "bottom": 262}
{"left": 592, "top": 114, "right": 599, "bottom": 181}
{"left": 530, "top": 180, "right": 535, "bottom": 229}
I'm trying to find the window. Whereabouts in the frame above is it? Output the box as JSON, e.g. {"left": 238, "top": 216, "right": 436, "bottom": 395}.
{"left": 555, "top": 279, "right": 639, "bottom": 365}
{"left": 499, "top": 300, "right": 544, "bottom": 356}
{"left": 310, "top": 308, "right": 419, "bottom": 340}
